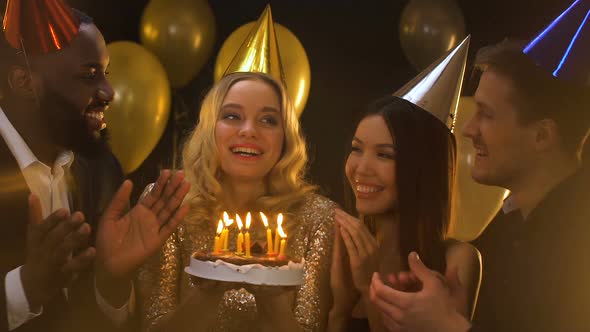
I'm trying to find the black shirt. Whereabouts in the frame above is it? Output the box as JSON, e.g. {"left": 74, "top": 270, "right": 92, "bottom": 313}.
{"left": 472, "top": 169, "right": 590, "bottom": 331}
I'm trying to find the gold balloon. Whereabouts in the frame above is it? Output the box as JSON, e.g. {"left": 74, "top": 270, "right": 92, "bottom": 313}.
{"left": 450, "top": 97, "right": 509, "bottom": 241}
{"left": 105, "top": 41, "right": 171, "bottom": 174}
{"left": 399, "top": 0, "right": 466, "bottom": 71}
{"left": 140, "top": 0, "right": 216, "bottom": 87}
{"left": 215, "top": 22, "right": 311, "bottom": 117}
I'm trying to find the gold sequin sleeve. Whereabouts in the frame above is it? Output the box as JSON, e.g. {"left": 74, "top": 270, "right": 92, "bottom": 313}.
{"left": 136, "top": 229, "right": 182, "bottom": 332}
{"left": 135, "top": 194, "right": 336, "bottom": 332}
{"left": 292, "top": 194, "right": 336, "bottom": 331}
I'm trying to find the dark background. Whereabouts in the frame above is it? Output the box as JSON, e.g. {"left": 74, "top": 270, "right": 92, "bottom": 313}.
{"left": 1, "top": 0, "right": 570, "bottom": 205}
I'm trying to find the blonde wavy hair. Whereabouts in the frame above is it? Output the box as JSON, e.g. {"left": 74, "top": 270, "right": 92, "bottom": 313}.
{"left": 182, "top": 72, "right": 316, "bottom": 224}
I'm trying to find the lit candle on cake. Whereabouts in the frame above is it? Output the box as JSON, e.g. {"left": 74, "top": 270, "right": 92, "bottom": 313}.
{"left": 235, "top": 214, "right": 244, "bottom": 255}
{"left": 259, "top": 212, "right": 274, "bottom": 255}
{"left": 273, "top": 213, "right": 283, "bottom": 254}
{"left": 222, "top": 212, "right": 234, "bottom": 251}
{"left": 245, "top": 212, "right": 252, "bottom": 258}
{"left": 213, "top": 219, "right": 223, "bottom": 254}
{"left": 277, "top": 219, "right": 287, "bottom": 257}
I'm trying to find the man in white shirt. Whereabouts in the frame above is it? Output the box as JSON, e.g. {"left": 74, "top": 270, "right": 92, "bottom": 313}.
{"left": 0, "top": 4, "right": 190, "bottom": 332}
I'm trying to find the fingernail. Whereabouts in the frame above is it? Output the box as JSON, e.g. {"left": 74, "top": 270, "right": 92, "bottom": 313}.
{"left": 56, "top": 209, "right": 69, "bottom": 218}
{"left": 79, "top": 223, "right": 91, "bottom": 235}
{"left": 412, "top": 252, "right": 420, "bottom": 261}
{"left": 73, "top": 211, "right": 85, "bottom": 222}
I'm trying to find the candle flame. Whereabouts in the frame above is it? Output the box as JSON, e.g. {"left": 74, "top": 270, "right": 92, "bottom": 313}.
{"left": 223, "top": 211, "right": 234, "bottom": 227}
{"left": 216, "top": 219, "right": 224, "bottom": 234}
{"left": 277, "top": 221, "right": 287, "bottom": 238}
{"left": 277, "top": 213, "right": 283, "bottom": 228}
{"left": 235, "top": 214, "right": 243, "bottom": 230}
{"left": 259, "top": 212, "right": 269, "bottom": 228}
{"left": 246, "top": 212, "right": 252, "bottom": 229}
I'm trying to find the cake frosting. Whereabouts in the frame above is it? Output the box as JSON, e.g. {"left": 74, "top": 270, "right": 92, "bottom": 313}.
{"left": 184, "top": 252, "right": 305, "bottom": 286}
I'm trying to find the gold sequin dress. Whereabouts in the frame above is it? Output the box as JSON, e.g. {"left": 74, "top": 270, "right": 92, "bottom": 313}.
{"left": 137, "top": 193, "right": 336, "bottom": 332}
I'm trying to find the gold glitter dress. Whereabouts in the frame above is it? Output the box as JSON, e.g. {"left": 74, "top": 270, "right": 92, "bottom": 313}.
{"left": 137, "top": 193, "right": 336, "bottom": 332}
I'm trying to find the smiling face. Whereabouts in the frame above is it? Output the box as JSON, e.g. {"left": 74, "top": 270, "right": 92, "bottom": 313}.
{"left": 31, "top": 23, "right": 114, "bottom": 153}
{"left": 345, "top": 114, "right": 397, "bottom": 215}
{"left": 462, "top": 70, "right": 538, "bottom": 188}
{"left": 215, "top": 78, "right": 285, "bottom": 182}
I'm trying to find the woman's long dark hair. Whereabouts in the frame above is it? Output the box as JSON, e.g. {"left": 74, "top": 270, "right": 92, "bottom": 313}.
{"left": 350, "top": 95, "right": 457, "bottom": 273}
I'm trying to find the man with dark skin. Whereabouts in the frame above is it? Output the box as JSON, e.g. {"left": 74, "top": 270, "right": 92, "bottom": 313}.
{"left": 0, "top": 7, "right": 189, "bottom": 332}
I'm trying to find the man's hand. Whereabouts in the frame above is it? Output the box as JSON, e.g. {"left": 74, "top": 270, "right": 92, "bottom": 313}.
{"left": 369, "top": 252, "right": 471, "bottom": 332}
{"left": 21, "top": 194, "right": 95, "bottom": 309}
{"left": 386, "top": 271, "right": 422, "bottom": 293}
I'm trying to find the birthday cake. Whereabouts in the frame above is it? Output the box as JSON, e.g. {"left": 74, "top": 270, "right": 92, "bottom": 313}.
{"left": 184, "top": 212, "right": 304, "bottom": 286}
{"left": 184, "top": 251, "right": 304, "bottom": 286}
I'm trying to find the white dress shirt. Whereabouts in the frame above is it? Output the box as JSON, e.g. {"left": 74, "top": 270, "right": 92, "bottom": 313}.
{"left": 0, "top": 107, "right": 130, "bottom": 329}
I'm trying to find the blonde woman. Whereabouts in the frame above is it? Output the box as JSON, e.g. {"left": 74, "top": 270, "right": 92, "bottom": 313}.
{"left": 137, "top": 72, "right": 335, "bottom": 332}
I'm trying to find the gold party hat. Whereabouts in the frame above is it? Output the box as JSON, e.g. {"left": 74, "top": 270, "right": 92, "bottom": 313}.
{"left": 394, "top": 35, "right": 471, "bottom": 130}
{"left": 222, "top": 4, "right": 286, "bottom": 85}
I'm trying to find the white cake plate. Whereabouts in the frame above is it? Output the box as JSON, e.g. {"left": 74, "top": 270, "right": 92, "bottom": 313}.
{"left": 184, "top": 257, "right": 304, "bottom": 286}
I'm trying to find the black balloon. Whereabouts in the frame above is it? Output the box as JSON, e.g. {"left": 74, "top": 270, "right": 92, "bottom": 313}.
{"left": 400, "top": 0, "right": 466, "bottom": 71}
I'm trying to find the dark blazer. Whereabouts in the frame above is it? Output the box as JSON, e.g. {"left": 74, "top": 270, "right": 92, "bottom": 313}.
{"left": 0, "top": 138, "right": 125, "bottom": 332}
{"left": 472, "top": 169, "right": 590, "bottom": 331}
